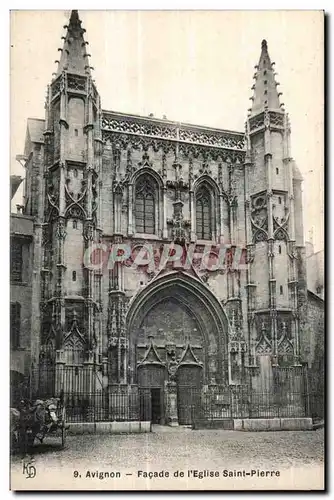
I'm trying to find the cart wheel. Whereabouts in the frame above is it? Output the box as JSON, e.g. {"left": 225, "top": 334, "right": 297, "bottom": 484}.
{"left": 61, "top": 407, "right": 66, "bottom": 448}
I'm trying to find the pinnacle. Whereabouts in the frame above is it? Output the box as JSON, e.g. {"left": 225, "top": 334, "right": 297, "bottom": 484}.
{"left": 55, "top": 10, "right": 92, "bottom": 77}
{"left": 249, "top": 39, "right": 283, "bottom": 116}
{"left": 261, "top": 39, "right": 267, "bottom": 49}
{"left": 69, "top": 10, "right": 80, "bottom": 26}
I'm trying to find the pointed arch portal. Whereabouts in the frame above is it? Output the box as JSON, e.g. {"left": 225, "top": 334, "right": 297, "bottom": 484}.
{"left": 126, "top": 271, "right": 229, "bottom": 422}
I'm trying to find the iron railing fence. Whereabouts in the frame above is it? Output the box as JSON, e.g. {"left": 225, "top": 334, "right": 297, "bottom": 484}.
{"left": 59, "top": 390, "right": 151, "bottom": 423}
{"left": 185, "top": 386, "right": 311, "bottom": 426}
{"left": 11, "top": 386, "right": 322, "bottom": 424}
{"left": 243, "top": 391, "right": 307, "bottom": 419}
{"left": 11, "top": 388, "right": 322, "bottom": 425}
{"left": 10, "top": 363, "right": 324, "bottom": 424}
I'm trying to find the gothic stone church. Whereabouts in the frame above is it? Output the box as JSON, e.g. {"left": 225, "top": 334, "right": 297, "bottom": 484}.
{"left": 21, "top": 11, "right": 311, "bottom": 425}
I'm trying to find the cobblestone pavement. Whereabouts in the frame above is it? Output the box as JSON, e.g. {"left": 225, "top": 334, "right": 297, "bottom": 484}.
{"left": 11, "top": 427, "right": 324, "bottom": 490}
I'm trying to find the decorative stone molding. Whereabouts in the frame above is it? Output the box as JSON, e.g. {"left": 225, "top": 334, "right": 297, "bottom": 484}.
{"left": 56, "top": 217, "right": 67, "bottom": 240}
{"left": 83, "top": 220, "right": 95, "bottom": 241}
{"left": 256, "top": 321, "right": 272, "bottom": 354}
{"left": 64, "top": 179, "right": 87, "bottom": 219}
{"left": 67, "top": 73, "right": 87, "bottom": 92}
{"left": 63, "top": 309, "right": 86, "bottom": 348}
{"left": 102, "top": 112, "right": 245, "bottom": 150}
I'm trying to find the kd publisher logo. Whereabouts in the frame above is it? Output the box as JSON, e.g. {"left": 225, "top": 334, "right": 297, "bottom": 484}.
{"left": 22, "top": 458, "right": 36, "bottom": 479}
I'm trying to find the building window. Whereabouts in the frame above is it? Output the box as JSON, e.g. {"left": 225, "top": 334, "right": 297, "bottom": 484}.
{"left": 73, "top": 220, "right": 77, "bottom": 229}
{"left": 316, "top": 286, "right": 322, "bottom": 295}
{"left": 278, "top": 196, "right": 282, "bottom": 204}
{"left": 74, "top": 129, "right": 78, "bottom": 137}
{"left": 196, "top": 185, "right": 212, "bottom": 240}
{"left": 72, "top": 271, "right": 77, "bottom": 281}
{"left": 11, "top": 240, "right": 23, "bottom": 282}
{"left": 280, "top": 285, "right": 283, "bottom": 295}
{"left": 10, "top": 302, "right": 21, "bottom": 350}
{"left": 135, "top": 176, "right": 156, "bottom": 234}
{"left": 276, "top": 168, "right": 279, "bottom": 175}
{"left": 278, "top": 245, "right": 282, "bottom": 254}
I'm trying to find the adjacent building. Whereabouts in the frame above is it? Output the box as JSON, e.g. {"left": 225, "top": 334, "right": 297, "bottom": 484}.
{"left": 306, "top": 241, "right": 324, "bottom": 300}
{"left": 10, "top": 176, "right": 34, "bottom": 403}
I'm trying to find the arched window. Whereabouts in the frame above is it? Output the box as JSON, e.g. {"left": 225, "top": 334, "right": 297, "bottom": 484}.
{"left": 135, "top": 176, "right": 156, "bottom": 234}
{"left": 196, "top": 185, "right": 212, "bottom": 240}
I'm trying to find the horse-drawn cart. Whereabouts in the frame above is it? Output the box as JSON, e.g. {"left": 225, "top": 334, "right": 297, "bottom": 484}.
{"left": 11, "top": 394, "right": 67, "bottom": 453}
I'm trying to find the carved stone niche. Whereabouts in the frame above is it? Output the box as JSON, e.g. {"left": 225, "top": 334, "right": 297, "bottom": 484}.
{"left": 166, "top": 343, "right": 178, "bottom": 382}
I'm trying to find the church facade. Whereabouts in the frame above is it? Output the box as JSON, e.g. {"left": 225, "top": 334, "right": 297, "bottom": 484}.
{"left": 20, "top": 11, "right": 312, "bottom": 425}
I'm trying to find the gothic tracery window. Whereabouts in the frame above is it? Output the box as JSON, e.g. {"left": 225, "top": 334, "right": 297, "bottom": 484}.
{"left": 135, "top": 176, "right": 156, "bottom": 234}
{"left": 196, "top": 185, "right": 212, "bottom": 240}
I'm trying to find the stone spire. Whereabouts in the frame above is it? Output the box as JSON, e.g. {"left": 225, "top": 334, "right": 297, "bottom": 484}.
{"left": 55, "top": 10, "right": 92, "bottom": 76}
{"left": 249, "top": 39, "right": 282, "bottom": 116}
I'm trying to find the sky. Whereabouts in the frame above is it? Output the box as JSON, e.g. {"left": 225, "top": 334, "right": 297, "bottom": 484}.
{"left": 10, "top": 10, "right": 324, "bottom": 250}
